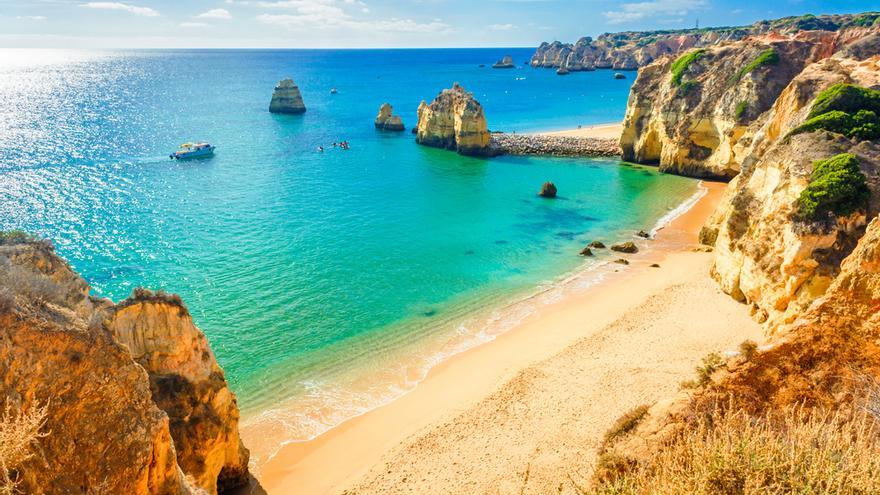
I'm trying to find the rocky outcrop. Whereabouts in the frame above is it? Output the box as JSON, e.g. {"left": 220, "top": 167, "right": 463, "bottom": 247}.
{"left": 106, "top": 291, "right": 250, "bottom": 494}
{"left": 538, "top": 182, "right": 557, "bottom": 198}
{"left": 619, "top": 36, "right": 834, "bottom": 179}
{"left": 703, "top": 53, "right": 880, "bottom": 330}
{"left": 531, "top": 12, "right": 879, "bottom": 72}
{"left": 611, "top": 241, "right": 638, "bottom": 253}
{"left": 492, "top": 55, "right": 515, "bottom": 69}
{"left": 416, "top": 83, "right": 494, "bottom": 156}
{"left": 269, "top": 78, "right": 306, "bottom": 114}
{"left": 0, "top": 237, "right": 249, "bottom": 494}
{"left": 374, "top": 103, "right": 405, "bottom": 131}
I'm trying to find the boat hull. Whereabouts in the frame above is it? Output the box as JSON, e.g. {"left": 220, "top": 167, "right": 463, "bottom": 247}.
{"left": 170, "top": 146, "right": 215, "bottom": 160}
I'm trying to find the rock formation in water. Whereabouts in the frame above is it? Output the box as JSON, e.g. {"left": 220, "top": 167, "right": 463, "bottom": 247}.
{"left": 415, "top": 83, "right": 494, "bottom": 156}
{"left": 538, "top": 181, "right": 557, "bottom": 198}
{"left": 269, "top": 78, "right": 306, "bottom": 114}
{"left": 0, "top": 234, "right": 249, "bottom": 495}
{"left": 492, "top": 55, "right": 515, "bottom": 69}
{"left": 374, "top": 103, "right": 405, "bottom": 131}
{"left": 530, "top": 12, "right": 879, "bottom": 72}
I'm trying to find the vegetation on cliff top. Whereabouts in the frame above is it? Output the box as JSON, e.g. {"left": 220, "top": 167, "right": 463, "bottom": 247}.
{"left": 588, "top": 406, "right": 880, "bottom": 494}
{"left": 789, "top": 84, "right": 880, "bottom": 141}
{"left": 731, "top": 47, "right": 780, "bottom": 84}
{"left": 670, "top": 49, "right": 705, "bottom": 87}
{"left": 796, "top": 153, "right": 870, "bottom": 222}
{"left": 0, "top": 400, "right": 49, "bottom": 495}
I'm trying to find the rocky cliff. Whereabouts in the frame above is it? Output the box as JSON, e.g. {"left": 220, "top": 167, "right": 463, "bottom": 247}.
{"left": 619, "top": 29, "right": 876, "bottom": 179}
{"left": 415, "top": 83, "right": 494, "bottom": 156}
{"left": 0, "top": 234, "right": 249, "bottom": 494}
{"left": 269, "top": 78, "right": 306, "bottom": 114}
{"left": 374, "top": 103, "right": 405, "bottom": 131}
{"left": 531, "top": 12, "right": 879, "bottom": 72}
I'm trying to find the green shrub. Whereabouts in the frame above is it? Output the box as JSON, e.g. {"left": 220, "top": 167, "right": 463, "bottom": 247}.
{"left": 670, "top": 49, "right": 705, "bottom": 87}
{"left": 851, "top": 110, "right": 880, "bottom": 140}
{"left": 678, "top": 80, "right": 699, "bottom": 96}
{"left": 789, "top": 108, "right": 880, "bottom": 141}
{"left": 681, "top": 352, "right": 725, "bottom": 389}
{"left": 731, "top": 47, "right": 780, "bottom": 84}
{"left": 796, "top": 153, "right": 870, "bottom": 222}
{"left": 808, "top": 83, "right": 880, "bottom": 119}
{"left": 735, "top": 101, "right": 748, "bottom": 120}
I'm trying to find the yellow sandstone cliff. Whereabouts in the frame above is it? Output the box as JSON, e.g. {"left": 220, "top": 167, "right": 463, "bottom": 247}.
{"left": 415, "top": 83, "right": 494, "bottom": 156}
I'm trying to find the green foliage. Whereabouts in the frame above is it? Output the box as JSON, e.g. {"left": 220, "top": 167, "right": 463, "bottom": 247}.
{"left": 678, "top": 80, "right": 699, "bottom": 96}
{"left": 731, "top": 47, "right": 780, "bottom": 84}
{"left": 796, "top": 153, "right": 870, "bottom": 222}
{"left": 808, "top": 83, "right": 880, "bottom": 119}
{"left": 681, "top": 352, "right": 725, "bottom": 389}
{"left": 735, "top": 101, "right": 748, "bottom": 120}
{"left": 790, "top": 108, "right": 880, "bottom": 141}
{"left": 670, "top": 49, "right": 705, "bottom": 87}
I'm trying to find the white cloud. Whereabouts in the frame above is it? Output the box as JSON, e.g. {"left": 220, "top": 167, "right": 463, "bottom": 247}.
{"left": 197, "top": 8, "right": 232, "bottom": 19}
{"left": 79, "top": 2, "right": 160, "bottom": 17}
{"left": 603, "top": 0, "right": 706, "bottom": 25}
{"left": 180, "top": 21, "right": 209, "bottom": 27}
{"left": 255, "top": 0, "right": 451, "bottom": 33}
{"left": 16, "top": 15, "right": 48, "bottom": 20}
{"left": 488, "top": 23, "right": 517, "bottom": 31}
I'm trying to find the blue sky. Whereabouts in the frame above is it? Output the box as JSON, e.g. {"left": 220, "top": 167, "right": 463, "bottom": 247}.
{"left": 0, "top": 0, "right": 876, "bottom": 48}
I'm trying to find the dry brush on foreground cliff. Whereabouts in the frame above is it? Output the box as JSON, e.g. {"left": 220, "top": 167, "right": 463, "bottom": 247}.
{"left": 0, "top": 234, "right": 249, "bottom": 494}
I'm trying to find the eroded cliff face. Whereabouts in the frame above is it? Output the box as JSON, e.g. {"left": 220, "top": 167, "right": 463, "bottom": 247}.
{"left": 703, "top": 53, "right": 880, "bottom": 330}
{"left": 106, "top": 294, "right": 249, "bottom": 494}
{"left": 0, "top": 239, "right": 249, "bottom": 494}
{"left": 415, "top": 83, "right": 493, "bottom": 156}
{"left": 620, "top": 34, "right": 855, "bottom": 179}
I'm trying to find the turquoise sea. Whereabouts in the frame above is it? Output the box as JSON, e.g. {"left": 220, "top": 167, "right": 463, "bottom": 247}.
{"left": 0, "top": 48, "right": 699, "bottom": 459}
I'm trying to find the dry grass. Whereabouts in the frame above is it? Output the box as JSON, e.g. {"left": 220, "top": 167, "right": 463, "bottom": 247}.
{"left": 737, "top": 340, "right": 758, "bottom": 361}
{"left": 588, "top": 405, "right": 880, "bottom": 494}
{"left": 0, "top": 401, "right": 49, "bottom": 495}
{"left": 601, "top": 405, "right": 649, "bottom": 450}
{"left": 0, "top": 259, "right": 64, "bottom": 309}
{"left": 680, "top": 352, "right": 725, "bottom": 389}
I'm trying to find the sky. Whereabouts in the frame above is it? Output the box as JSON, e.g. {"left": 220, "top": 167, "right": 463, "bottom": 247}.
{"left": 0, "top": 0, "right": 876, "bottom": 48}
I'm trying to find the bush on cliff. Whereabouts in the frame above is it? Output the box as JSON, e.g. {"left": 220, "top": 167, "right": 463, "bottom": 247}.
{"left": 808, "top": 83, "right": 880, "bottom": 119}
{"left": 796, "top": 153, "right": 870, "bottom": 222}
{"left": 731, "top": 47, "right": 779, "bottom": 84}
{"left": 670, "top": 49, "right": 705, "bottom": 87}
{"left": 735, "top": 101, "right": 748, "bottom": 121}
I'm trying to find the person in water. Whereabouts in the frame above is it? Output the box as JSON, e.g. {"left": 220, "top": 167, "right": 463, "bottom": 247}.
{"left": 318, "top": 146, "right": 324, "bottom": 152}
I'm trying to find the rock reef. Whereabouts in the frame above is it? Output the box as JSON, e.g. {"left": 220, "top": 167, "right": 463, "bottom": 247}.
{"left": 416, "top": 83, "right": 494, "bottom": 156}
{"left": 492, "top": 55, "right": 515, "bottom": 69}
{"left": 269, "top": 78, "right": 306, "bottom": 114}
{"left": 374, "top": 103, "right": 405, "bottom": 131}
{"left": 0, "top": 236, "right": 249, "bottom": 495}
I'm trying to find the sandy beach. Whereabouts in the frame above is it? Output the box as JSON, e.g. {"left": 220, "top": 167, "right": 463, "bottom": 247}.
{"left": 540, "top": 122, "right": 624, "bottom": 140}
{"left": 247, "top": 179, "right": 761, "bottom": 494}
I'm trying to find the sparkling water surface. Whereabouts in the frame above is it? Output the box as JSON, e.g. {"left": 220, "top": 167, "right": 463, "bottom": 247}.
{"left": 0, "top": 48, "right": 698, "bottom": 447}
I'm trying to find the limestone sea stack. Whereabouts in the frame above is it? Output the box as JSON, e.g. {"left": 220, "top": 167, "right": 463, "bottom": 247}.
{"left": 415, "top": 83, "right": 494, "bottom": 156}
{"left": 374, "top": 103, "right": 406, "bottom": 131}
{"left": 492, "top": 55, "right": 515, "bottom": 68}
{"left": 269, "top": 78, "right": 306, "bottom": 114}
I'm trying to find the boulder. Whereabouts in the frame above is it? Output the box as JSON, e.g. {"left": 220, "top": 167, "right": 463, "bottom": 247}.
{"left": 269, "top": 78, "right": 306, "bottom": 114}
{"left": 611, "top": 241, "right": 638, "bottom": 253}
{"left": 588, "top": 240, "right": 607, "bottom": 249}
{"left": 579, "top": 247, "right": 594, "bottom": 256}
{"left": 374, "top": 103, "right": 405, "bottom": 131}
{"left": 556, "top": 66, "right": 570, "bottom": 75}
{"left": 538, "top": 182, "right": 558, "bottom": 198}
{"left": 614, "top": 72, "right": 626, "bottom": 79}
{"left": 636, "top": 230, "right": 651, "bottom": 238}
{"left": 614, "top": 258, "right": 630, "bottom": 265}
{"left": 415, "top": 83, "right": 493, "bottom": 156}
{"left": 492, "top": 55, "right": 515, "bottom": 69}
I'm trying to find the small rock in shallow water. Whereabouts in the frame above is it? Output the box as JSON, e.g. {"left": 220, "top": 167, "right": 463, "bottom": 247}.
{"left": 636, "top": 230, "right": 651, "bottom": 239}
{"left": 614, "top": 258, "right": 630, "bottom": 265}
{"left": 611, "top": 241, "right": 638, "bottom": 253}
{"left": 588, "top": 240, "right": 606, "bottom": 249}
{"left": 650, "top": 263, "right": 660, "bottom": 268}
{"left": 539, "top": 182, "right": 557, "bottom": 198}
{"left": 579, "top": 247, "right": 593, "bottom": 256}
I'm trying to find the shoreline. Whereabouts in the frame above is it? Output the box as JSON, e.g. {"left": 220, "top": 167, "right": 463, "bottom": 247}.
{"left": 538, "top": 122, "right": 623, "bottom": 140}
{"left": 251, "top": 180, "right": 742, "bottom": 494}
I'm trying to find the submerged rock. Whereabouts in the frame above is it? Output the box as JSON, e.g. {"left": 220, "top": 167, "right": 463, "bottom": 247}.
{"left": 588, "top": 240, "right": 606, "bottom": 249}
{"left": 492, "top": 55, "right": 515, "bottom": 69}
{"left": 269, "top": 78, "right": 306, "bottom": 114}
{"left": 416, "top": 83, "right": 494, "bottom": 156}
{"left": 579, "top": 247, "right": 594, "bottom": 256}
{"left": 636, "top": 230, "right": 651, "bottom": 239}
{"left": 538, "top": 181, "right": 558, "bottom": 198}
{"left": 611, "top": 241, "right": 638, "bottom": 253}
{"left": 374, "top": 103, "right": 405, "bottom": 131}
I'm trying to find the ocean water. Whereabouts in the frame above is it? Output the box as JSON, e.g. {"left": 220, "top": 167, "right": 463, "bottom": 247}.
{"left": 0, "top": 48, "right": 698, "bottom": 460}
